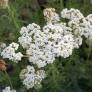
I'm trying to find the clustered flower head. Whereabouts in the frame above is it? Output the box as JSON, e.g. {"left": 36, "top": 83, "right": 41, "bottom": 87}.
{"left": 20, "top": 65, "right": 46, "bottom": 89}
{"left": 1, "top": 8, "right": 92, "bottom": 91}
{"left": 60, "top": 8, "right": 92, "bottom": 48}
{"left": 61, "top": 8, "right": 84, "bottom": 20}
{"left": 1, "top": 42, "right": 23, "bottom": 63}
{"left": 43, "top": 8, "right": 60, "bottom": 24}
{"left": 19, "top": 22, "right": 75, "bottom": 68}
{"left": 2, "top": 86, "right": 16, "bottom": 92}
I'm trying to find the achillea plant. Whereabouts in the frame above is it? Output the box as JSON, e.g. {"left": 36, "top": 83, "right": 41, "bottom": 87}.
{"left": 0, "top": 8, "right": 92, "bottom": 91}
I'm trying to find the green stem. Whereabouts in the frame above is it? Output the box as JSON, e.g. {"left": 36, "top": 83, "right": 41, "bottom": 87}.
{"left": 4, "top": 70, "right": 13, "bottom": 88}
{"left": 60, "top": 0, "right": 64, "bottom": 9}
{"left": 87, "top": 45, "right": 92, "bottom": 61}
{"left": 7, "top": 6, "right": 20, "bottom": 30}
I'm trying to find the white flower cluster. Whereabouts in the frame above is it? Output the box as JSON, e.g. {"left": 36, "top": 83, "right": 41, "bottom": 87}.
{"left": 20, "top": 66, "right": 46, "bottom": 89}
{"left": 2, "top": 86, "right": 16, "bottom": 92}
{"left": 61, "top": 8, "right": 92, "bottom": 48}
{"left": 18, "top": 23, "right": 40, "bottom": 49}
{"left": 61, "top": 8, "right": 84, "bottom": 20}
{"left": 43, "top": 8, "right": 60, "bottom": 24}
{"left": 1, "top": 42, "right": 23, "bottom": 63}
{"left": 1, "top": 8, "right": 92, "bottom": 90}
{"left": 19, "top": 21, "right": 75, "bottom": 68}
{"left": 18, "top": 8, "right": 92, "bottom": 69}
{"left": 42, "top": 23, "right": 74, "bottom": 58}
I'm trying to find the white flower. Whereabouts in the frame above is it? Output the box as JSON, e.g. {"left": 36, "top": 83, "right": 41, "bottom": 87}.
{"left": 36, "top": 70, "right": 46, "bottom": 79}
{"left": 18, "top": 22, "right": 74, "bottom": 67}
{"left": 23, "top": 74, "right": 35, "bottom": 89}
{"left": 13, "top": 52, "right": 23, "bottom": 63}
{"left": 2, "top": 86, "right": 16, "bottom": 92}
{"left": 20, "top": 66, "right": 46, "bottom": 89}
{"left": 43, "top": 8, "right": 60, "bottom": 23}
{"left": 2, "top": 8, "right": 92, "bottom": 72}
{"left": 86, "top": 14, "right": 92, "bottom": 24}
{"left": 1, "top": 8, "right": 92, "bottom": 91}
{"left": 59, "top": 34, "right": 74, "bottom": 58}
{"left": 1, "top": 46, "right": 15, "bottom": 60}
{"left": 20, "top": 27, "right": 29, "bottom": 35}
{"left": 27, "top": 23, "right": 41, "bottom": 30}
{"left": 61, "top": 8, "right": 84, "bottom": 20}
{"left": 9, "top": 42, "right": 19, "bottom": 50}
{"left": 26, "top": 65, "right": 35, "bottom": 73}
{"left": 73, "top": 36, "right": 82, "bottom": 48}
{"left": 1, "top": 43, "right": 23, "bottom": 62}
{"left": 18, "top": 35, "right": 32, "bottom": 49}
{"left": 18, "top": 23, "right": 41, "bottom": 49}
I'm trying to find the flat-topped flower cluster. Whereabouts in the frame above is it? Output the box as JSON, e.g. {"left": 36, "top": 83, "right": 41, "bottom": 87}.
{"left": 1, "top": 42, "right": 23, "bottom": 63}
{"left": 1, "top": 8, "right": 92, "bottom": 91}
{"left": 20, "top": 66, "right": 46, "bottom": 89}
